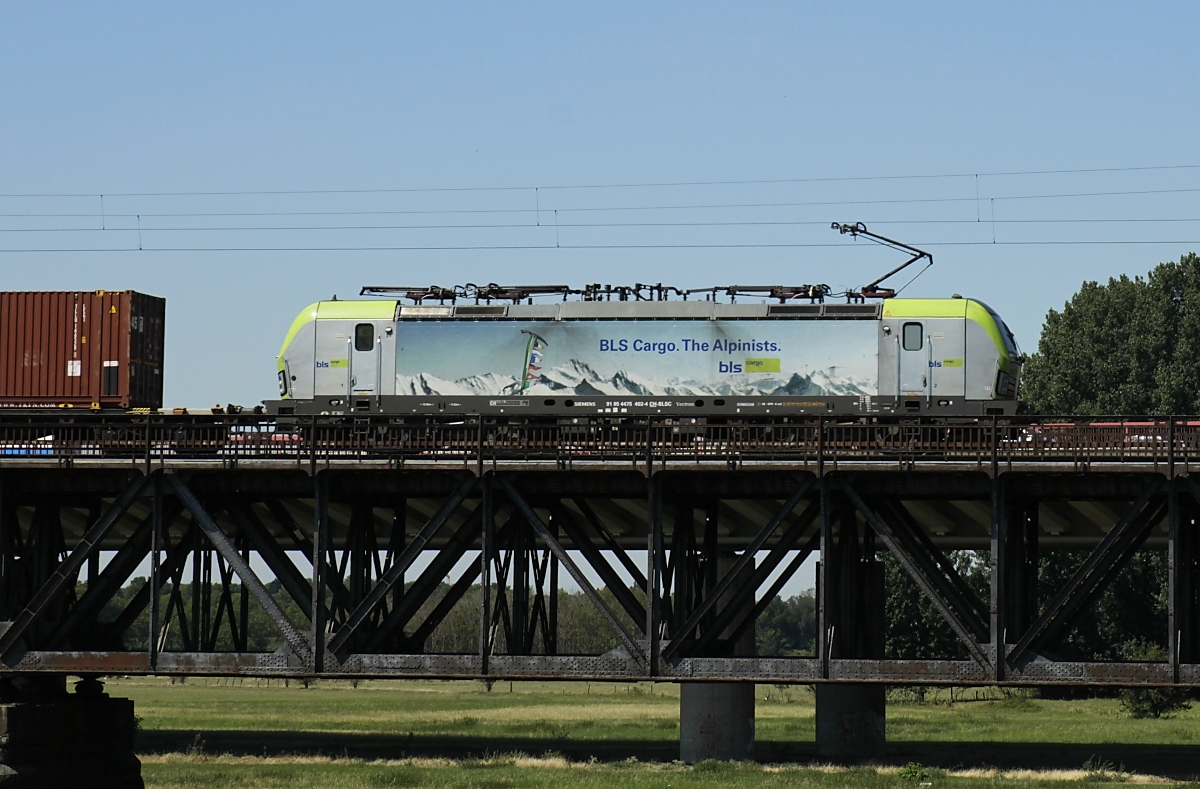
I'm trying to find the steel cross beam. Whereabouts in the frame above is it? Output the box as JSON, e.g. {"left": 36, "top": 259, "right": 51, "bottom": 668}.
{"left": 0, "top": 472, "right": 148, "bottom": 661}
{"left": 661, "top": 476, "right": 814, "bottom": 662}
{"left": 327, "top": 474, "right": 478, "bottom": 655}
{"left": 1007, "top": 477, "right": 1166, "bottom": 665}
{"left": 840, "top": 479, "right": 993, "bottom": 669}
{"left": 165, "top": 473, "right": 312, "bottom": 661}
{"left": 498, "top": 476, "right": 646, "bottom": 664}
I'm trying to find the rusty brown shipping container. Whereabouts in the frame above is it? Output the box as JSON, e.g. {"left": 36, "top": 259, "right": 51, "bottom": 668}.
{"left": 0, "top": 291, "right": 165, "bottom": 409}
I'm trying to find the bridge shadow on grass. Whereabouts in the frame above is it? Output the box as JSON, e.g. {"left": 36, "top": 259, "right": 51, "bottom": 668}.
{"left": 138, "top": 731, "right": 1200, "bottom": 778}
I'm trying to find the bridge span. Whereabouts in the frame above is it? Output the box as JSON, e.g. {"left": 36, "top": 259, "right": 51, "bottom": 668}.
{"left": 0, "top": 413, "right": 1198, "bottom": 766}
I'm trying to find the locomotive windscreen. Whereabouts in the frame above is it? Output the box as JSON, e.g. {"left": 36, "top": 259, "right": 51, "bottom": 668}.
{"left": 394, "top": 319, "right": 878, "bottom": 398}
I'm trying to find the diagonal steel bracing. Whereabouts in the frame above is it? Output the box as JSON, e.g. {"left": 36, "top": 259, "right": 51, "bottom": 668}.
{"left": 573, "top": 498, "right": 647, "bottom": 589}
{"left": 840, "top": 479, "right": 993, "bottom": 669}
{"left": 661, "top": 476, "right": 814, "bottom": 662}
{"left": 226, "top": 499, "right": 313, "bottom": 620}
{"left": 875, "top": 499, "right": 990, "bottom": 640}
{"left": 553, "top": 502, "right": 646, "bottom": 632}
{"left": 688, "top": 506, "right": 821, "bottom": 656}
{"left": 103, "top": 520, "right": 196, "bottom": 654}
{"left": 1007, "top": 477, "right": 1166, "bottom": 665}
{"left": 327, "top": 475, "right": 478, "bottom": 655}
{"left": 165, "top": 473, "right": 312, "bottom": 660}
{"left": 499, "top": 476, "right": 646, "bottom": 663}
{"left": 0, "top": 472, "right": 148, "bottom": 661}
{"left": 362, "top": 509, "right": 482, "bottom": 653}
{"left": 44, "top": 500, "right": 184, "bottom": 650}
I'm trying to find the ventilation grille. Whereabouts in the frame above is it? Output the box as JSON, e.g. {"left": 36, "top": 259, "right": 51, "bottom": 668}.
{"left": 453, "top": 305, "right": 508, "bottom": 317}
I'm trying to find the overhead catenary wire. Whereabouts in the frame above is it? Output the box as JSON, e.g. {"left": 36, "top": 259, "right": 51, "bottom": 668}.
{"left": 3, "top": 240, "right": 1200, "bottom": 253}
{"left": 2, "top": 162, "right": 1200, "bottom": 198}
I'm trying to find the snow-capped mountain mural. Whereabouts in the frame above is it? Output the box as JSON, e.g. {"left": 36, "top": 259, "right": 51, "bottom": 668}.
{"left": 397, "top": 354, "right": 875, "bottom": 397}
{"left": 394, "top": 319, "right": 878, "bottom": 397}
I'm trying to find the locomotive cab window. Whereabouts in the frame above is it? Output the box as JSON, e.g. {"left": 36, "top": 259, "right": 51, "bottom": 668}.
{"left": 354, "top": 323, "right": 375, "bottom": 351}
{"left": 902, "top": 322, "right": 923, "bottom": 351}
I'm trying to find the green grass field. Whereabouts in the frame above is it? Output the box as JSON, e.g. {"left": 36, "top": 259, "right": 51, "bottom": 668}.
{"left": 109, "top": 678, "right": 1200, "bottom": 787}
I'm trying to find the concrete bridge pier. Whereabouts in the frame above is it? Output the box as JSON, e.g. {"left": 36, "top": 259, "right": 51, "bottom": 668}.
{"left": 0, "top": 676, "right": 142, "bottom": 788}
{"left": 679, "top": 553, "right": 755, "bottom": 763}
{"left": 815, "top": 684, "right": 886, "bottom": 759}
{"left": 815, "top": 501, "right": 887, "bottom": 760}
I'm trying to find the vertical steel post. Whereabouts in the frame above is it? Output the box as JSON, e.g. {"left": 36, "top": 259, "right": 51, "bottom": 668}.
{"left": 646, "top": 473, "right": 663, "bottom": 677}
{"left": 479, "top": 474, "right": 493, "bottom": 677}
{"left": 990, "top": 474, "right": 1007, "bottom": 682}
{"left": 1169, "top": 476, "right": 1181, "bottom": 683}
{"left": 311, "top": 472, "right": 329, "bottom": 673}
{"left": 817, "top": 476, "right": 832, "bottom": 679}
{"left": 149, "top": 473, "right": 162, "bottom": 669}
{"left": 0, "top": 473, "right": 7, "bottom": 611}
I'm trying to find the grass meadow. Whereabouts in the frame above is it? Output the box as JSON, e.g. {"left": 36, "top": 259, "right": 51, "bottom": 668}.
{"left": 108, "top": 677, "right": 1200, "bottom": 787}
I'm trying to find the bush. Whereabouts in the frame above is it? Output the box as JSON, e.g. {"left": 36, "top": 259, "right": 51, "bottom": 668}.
{"left": 1118, "top": 641, "right": 1192, "bottom": 719}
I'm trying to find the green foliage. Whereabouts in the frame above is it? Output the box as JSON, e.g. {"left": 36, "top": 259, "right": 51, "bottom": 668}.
{"left": 755, "top": 591, "right": 816, "bottom": 656}
{"left": 1117, "top": 641, "right": 1192, "bottom": 719}
{"left": 1022, "top": 252, "right": 1200, "bottom": 415}
{"left": 1036, "top": 552, "right": 1168, "bottom": 662}
{"left": 897, "top": 761, "right": 929, "bottom": 783}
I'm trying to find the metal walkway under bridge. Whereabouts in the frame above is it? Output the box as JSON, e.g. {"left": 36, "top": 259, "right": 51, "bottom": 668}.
{"left": 1, "top": 412, "right": 1199, "bottom": 689}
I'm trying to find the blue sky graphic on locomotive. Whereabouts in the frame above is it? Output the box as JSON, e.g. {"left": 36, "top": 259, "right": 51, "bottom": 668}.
{"left": 395, "top": 320, "right": 877, "bottom": 397}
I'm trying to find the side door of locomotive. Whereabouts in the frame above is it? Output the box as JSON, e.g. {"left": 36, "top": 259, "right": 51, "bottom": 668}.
{"left": 313, "top": 319, "right": 351, "bottom": 398}
{"left": 926, "top": 318, "right": 966, "bottom": 400}
{"left": 898, "top": 320, "right": 928, "bottom": 396}
{"left": 350, "top": 321, "right": 379, "bottom": 395}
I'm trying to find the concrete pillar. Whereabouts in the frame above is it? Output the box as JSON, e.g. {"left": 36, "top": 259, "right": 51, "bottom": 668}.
{"left": 815, "top": 684, "right": 886, "bottom": 759}
{"left": 815, "top": 500, "right": 886, "bottom": 759}
{"left": 0, "top": 677, "right": 142, "bottom": 788}
{"left": 679, "top": 554, "right": 755, "bottom": 763}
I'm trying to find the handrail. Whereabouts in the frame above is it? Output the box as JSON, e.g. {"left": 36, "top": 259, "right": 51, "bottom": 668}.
{"left": 0, "top": 413, "right": 1194, "bottom": 469}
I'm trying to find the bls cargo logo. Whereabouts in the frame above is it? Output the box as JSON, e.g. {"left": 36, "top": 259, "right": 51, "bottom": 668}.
{"left": 929, "top": 359, "right": 964, "bottom": 369}
{"left": 721, "top": 358, "right": 781, "bottom": 374}
{"left": 317, "top": 359, "right": 348, "bottom": 369}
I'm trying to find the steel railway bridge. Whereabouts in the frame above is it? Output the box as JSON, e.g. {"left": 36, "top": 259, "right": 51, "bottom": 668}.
{"left": 1, "top": 412, "right": 1200, "bottom": 773}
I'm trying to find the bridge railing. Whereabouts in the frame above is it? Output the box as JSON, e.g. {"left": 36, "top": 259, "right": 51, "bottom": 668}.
{"left": 1, "top": 413, "right": 1199, "bottom": 468}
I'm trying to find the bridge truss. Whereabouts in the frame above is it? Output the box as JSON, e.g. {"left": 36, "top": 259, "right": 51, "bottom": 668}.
{"left": 0, "top": 413, "right": 1198, "bottom": 687}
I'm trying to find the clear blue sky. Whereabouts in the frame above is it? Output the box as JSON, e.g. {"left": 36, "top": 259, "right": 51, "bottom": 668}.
{"left": 3, "top": 2, "right": 1200, "bottom": 406}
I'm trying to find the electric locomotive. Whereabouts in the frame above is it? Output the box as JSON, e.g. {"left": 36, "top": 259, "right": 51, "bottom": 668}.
{"left": 266, "top": 225, "right": 1024, "bottom": 419}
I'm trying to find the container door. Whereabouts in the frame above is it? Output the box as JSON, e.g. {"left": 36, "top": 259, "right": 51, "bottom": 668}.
{"left": 351, "top": 322, "right": 378, "bottom": 395}
{"left": 899, "top": 321, "right": 927, "bottom": 396}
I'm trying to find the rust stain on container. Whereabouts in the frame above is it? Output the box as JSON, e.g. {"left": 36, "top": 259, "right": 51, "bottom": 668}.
{"left": 0, "top": 291, "right": 165, "bottom": 409}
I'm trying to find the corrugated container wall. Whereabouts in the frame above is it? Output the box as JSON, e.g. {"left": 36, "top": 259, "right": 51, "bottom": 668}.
{"left": 0, "top": 291, "right": 165, "bottom": 409}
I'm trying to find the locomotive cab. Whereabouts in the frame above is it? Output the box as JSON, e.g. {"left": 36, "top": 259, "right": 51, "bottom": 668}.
{"left": 879, "top": 296, "right": 1021, "bottom": 413}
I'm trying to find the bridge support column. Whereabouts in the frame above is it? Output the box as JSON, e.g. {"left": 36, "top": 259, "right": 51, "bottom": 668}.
{"left": 816, "top": 492, "right": 886, "bottom": 759}
{"left": 679, "top": 553, "right": 755, "bottom": 763}
{"left": 815, "top": 684, "right": 885, "bottom": 759}
{"left": 0, "top": 677, "right": 142, "bottom": 788}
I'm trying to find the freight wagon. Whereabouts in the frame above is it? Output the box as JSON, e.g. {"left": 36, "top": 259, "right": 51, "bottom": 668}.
{"left": 267, "top": 285, "right": 1023, "bottom": 419}
{"left": 0, "top": 291, "right": 165, "bottom": 410}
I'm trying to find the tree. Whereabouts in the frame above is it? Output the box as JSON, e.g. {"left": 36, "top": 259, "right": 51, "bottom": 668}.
{"left": 756, "top": 591, "right": 816, "bottom": 656}
{"left": 1022, "top": 253, "right": 1200, "bottom": 415}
